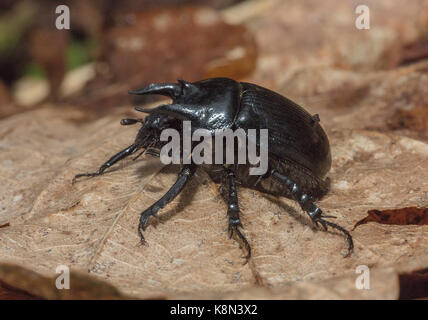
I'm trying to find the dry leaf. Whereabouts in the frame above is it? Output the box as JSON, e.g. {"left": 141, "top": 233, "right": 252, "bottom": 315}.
{"left": 0, "top": 263, "right": 130, "bottom": 299}
{"left": 248, "top": 0, "right": 428, "bottom": 86}
{"left": 278, "top": 60, "right": 428, "bottom": 142}
{"left": 387, "top": 106, "right": 428, "bottom": 136}
{"left": 398, "top": 268, "right": 428, "bottom": 300}
{"left": 354, "top": 207, "right": 428, "bottom": 229}
{"left": 0, "top": 103, "right": 427, "bottom": 299}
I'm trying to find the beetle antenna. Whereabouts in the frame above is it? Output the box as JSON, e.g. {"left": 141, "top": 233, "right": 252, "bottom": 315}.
{"left": 135, "top": 107, "right": 154, "bottom": 114}
{"left": 121, "top": 118, "right": 143, "bottom": 125}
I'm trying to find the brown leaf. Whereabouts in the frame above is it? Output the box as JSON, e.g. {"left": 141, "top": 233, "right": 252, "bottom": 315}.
{"left": 387, "top": 106, "right": 428, "bottom": 133}
{"left": 103, "top": 6, "right": 256, "bottom": 83}
{"left": 353, "top": 207, "right": 428, "bottom": 230}
{"left": 398, "top": 268, "right": 428, "bottom": 299}
{"left": 399, "top": 39, "right": 428, "bottom": 66}
{"left": 0, "top": 279, "right": 42, "bottom": 300}
{"left": 0, "top": 263, "right": 130, "bottom": 300}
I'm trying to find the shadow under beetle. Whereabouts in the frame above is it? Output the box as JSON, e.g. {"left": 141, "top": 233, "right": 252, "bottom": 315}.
{"left": 73, "top": 78, "right": 353, "bottom": 261}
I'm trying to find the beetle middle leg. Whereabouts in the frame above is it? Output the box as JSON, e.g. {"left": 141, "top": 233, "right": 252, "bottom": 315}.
{"left": 72, "top": 144, "right": 138, "bottom": 184}
{"left": 271, "top": 169, "right": 354, "bottom": 257}
{"left": 138, "top": 163, "right": 197, "bottom": 243}
{"left": 223, "top": 170, "right": 251, "bottom": 262}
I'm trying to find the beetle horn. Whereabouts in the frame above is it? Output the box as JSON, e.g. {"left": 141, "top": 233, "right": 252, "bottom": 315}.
{"left": 135, "top": 104, "right": 197, "bottom": 121}
{"left": 129, "top": 83, "right": 181, "bottom": 98}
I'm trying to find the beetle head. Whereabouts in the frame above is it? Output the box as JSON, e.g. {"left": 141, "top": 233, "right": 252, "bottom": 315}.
{"left": 120, "top": 112, "right": 177, "bottom": 151}
{"left": 136, "top": 114, "right": 177, "bottom": 150}
{"left": 129, "top": 78, "right": 241, "bottom": 132}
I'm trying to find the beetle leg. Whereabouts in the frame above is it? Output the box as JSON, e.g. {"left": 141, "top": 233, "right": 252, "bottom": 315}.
{"left": 224, "top": 170, "right": 251, "bottom": 263}
{"left": 271, "top": 170, "right": 353, "bottom": 257}
{"left": 72, "top": 144, "right": 138, "bottom": 184}
{"left": 138, "top": 163, "right": 197, "bottom": 244}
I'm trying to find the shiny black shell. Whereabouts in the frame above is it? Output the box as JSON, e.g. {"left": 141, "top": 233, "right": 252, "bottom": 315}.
{"left": 232, "top": 81, "right": 331, "bottom": 199}
{"left": 236, "top": 82, "right": 331, "bottom": 178}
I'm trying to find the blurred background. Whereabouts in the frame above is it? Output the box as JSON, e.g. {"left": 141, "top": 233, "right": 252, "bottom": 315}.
{"left": 0, "top": 0, "right": 427, "bottom": 134}
{"left": 0, "top": 0, "right": 258, "bottom": 118}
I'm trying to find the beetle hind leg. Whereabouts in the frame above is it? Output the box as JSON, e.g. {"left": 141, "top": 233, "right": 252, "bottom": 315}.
{"left": 223, "top": 170, "right": 251, "bottom": 263}
{"left": 271, "top": 170, "right": 353, "bottom": 257}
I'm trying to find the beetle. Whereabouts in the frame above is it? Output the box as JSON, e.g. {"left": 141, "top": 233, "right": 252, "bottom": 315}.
{"left": 73, "top": 77, "right": 353, "bottom": 261}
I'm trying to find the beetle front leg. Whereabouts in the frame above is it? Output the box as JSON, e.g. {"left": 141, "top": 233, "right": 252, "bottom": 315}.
{"left": 138, "top": 163, "right": 197, "bottom": 243}
{"left": 72, "top": 144, "right": 137, "bottom": 184}
{"left": 224, "top": 170, "right": 251, "bottom": 262}
{"left": 271, "top": 170, "right": 354, "bottom": 257}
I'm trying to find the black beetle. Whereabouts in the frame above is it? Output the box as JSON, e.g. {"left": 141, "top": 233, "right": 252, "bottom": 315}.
{"left": 73, "top": 77, "right": 353, "bottom": 260}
